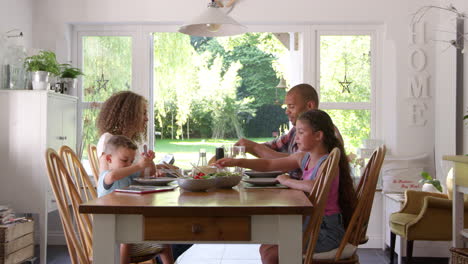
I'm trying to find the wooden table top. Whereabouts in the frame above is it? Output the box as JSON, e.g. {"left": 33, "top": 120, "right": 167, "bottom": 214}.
{"left": 79, "top": 186, "right": 313, "bottom": 217}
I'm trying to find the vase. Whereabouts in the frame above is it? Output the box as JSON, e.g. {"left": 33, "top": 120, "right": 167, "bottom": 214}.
{"left": 31, "top": 71, "right": 50, "bottom": 90}
{"left": 61, "top": 78, "right": 77, "bottom": 95}
{"left": 422, "top": 183, "right": 443, "bottom": 193}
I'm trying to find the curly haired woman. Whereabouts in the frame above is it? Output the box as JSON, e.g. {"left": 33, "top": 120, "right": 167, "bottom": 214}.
{"left": 96, "top": 90, "right": 148, "bottom": 167}
{"left": 95, "top": 91, "right": 191, "bottom": 263}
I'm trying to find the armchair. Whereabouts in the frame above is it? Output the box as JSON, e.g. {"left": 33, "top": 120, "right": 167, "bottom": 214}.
{"left": 389, "top": 190, "right": 468, "bottom": 264}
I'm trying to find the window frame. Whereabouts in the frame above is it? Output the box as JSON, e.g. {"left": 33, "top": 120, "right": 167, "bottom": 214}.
{"left": 72, "top": 24, "right": 382, "bottom": 154}
{"left": 313, "top": 26, "right": 382, "bottom": 141}
{"left": 73, "top": 26, "right": 141, "bottom": 153}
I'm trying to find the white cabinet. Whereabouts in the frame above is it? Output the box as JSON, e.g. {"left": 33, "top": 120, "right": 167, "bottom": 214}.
{"left": 0, "top": 90, "right": 77, "bottom": 264}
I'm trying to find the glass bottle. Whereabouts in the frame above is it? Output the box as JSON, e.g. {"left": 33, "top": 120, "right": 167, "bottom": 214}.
{"left": 197, "top": 148, "right": 207, "bottom": 167}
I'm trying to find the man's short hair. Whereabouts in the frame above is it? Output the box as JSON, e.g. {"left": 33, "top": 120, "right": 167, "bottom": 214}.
{"left": 288, "top": 83, "right": 319, "bottom": 107}
{"left": 105, "top": 135, "right": 138, "bottom": 154}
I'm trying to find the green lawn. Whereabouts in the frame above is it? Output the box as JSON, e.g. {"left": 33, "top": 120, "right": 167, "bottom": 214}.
{"left": 154, "top": 137, "right": 272, "bottom": 169}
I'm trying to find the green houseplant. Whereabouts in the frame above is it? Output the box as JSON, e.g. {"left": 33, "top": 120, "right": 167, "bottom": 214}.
{"left": 24, "top": 51, "right": 60, "bottom": 90}
{"left": 419, "top": 172, "right": 443, "bottom": 193}
{"left": 60, "top": 64, "right": 84, "bottom": 94}
{"left": 60, "top": 64, "right": 84, "bottom": 79}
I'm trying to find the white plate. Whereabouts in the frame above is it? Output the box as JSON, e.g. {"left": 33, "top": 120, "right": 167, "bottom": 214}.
{"left": 134, "top": 177, "right": 176, "bottom": 186}
{"left": 244, "top": 170, "right": 283, "bottom": 178}
{"left": 242, "top": 178, "right": 279, "bottom": 186}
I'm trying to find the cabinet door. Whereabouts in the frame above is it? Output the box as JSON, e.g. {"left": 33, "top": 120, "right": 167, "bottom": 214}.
{"left": 60, "top": 99, "right": 77, "bottom": 151}
{"left": 47, "top": 96, "right": 63, "bottom": 150}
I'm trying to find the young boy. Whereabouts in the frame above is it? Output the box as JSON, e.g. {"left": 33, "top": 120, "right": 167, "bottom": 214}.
{"left": 97, "top": 135, "right": 174, "bottom": 264}
{"left": 97, "top": 135, "right": 155, "bottom": 197}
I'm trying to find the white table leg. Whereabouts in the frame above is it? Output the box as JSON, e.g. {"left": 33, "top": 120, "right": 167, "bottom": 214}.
{"left": 278, "top": 215, "right": 302, "bottom": 264}
{"left": 397, "top": 238, "right": 403, "bottom": 264}
{"left": 453, "top": 185, "right": 464, "bottom": 247}
{"left": 94, "top": 214, "right": 120, "bottom": 264}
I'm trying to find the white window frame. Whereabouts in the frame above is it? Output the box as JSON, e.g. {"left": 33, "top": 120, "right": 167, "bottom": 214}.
{"left": 72, "top": 24, "right": 382, "bottom": 152}
{"left": 312, "top": 26, "right": 383, "bottom": 141}
{"left": 73, "top": 25, "right": 143, "bottom": 152}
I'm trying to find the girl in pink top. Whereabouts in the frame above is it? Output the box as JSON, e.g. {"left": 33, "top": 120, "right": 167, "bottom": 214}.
{"left": 216, "top": 109, "right": 356, "bottom": 264}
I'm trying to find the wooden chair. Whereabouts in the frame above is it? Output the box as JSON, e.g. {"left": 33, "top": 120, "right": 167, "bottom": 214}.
{"left": 303, "top": 147, "right": 341, "bottom": 263}
{"left": 87, "top": 144, "right": 100, "bottom": 183}
{"left": 45, "top": 148, "right": 92, "bottom": 264}
{"left": 57, "top": 146, "right": 164, "bottom": 264}
{"left": 311, "top": 145, "right": 387, "bottom": 264}
{"left": 60, "top": 145, "right": 97, "bottom": 202}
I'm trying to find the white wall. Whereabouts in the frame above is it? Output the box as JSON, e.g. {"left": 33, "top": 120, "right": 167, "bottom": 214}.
{"left": 434, "top": 0, "right": 468, "bottom": 183}
{"left": 0, "top": 0, "right": 33, "bottom": 49}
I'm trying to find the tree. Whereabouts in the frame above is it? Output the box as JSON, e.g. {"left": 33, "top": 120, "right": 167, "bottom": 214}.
{"left": 153, "top": 33, "right": 198, "bottom": 138}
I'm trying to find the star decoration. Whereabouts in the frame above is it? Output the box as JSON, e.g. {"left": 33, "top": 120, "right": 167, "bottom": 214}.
{"left": 96, "top": 73, "right": 109, "bottom": 91}
{"left": 339, "top": 73, "right": 352, "bottom": 93}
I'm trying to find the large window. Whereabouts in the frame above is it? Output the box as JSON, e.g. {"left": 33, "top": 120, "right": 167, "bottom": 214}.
{"left": 75, "top": 26, "right": 379, "bottom": 174}
{"left": 318, "top": 34, "right": 375, "bottom": 154}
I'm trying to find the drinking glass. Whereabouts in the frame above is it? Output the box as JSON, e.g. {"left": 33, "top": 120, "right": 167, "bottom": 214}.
{"left": 224, "top": 145, "right": 233, "bottom": 158}
{"left": 233, "top": 146, "right": 246, "bottom": 158}
{"left": 232, "top": 146, "right": 246, "bottom": 174}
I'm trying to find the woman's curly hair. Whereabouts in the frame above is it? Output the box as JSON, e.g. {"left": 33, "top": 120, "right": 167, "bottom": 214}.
{"left": 97, "top": 91, "right": 147, "bottom": 143}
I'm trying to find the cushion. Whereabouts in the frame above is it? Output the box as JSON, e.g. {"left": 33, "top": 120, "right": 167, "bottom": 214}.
{"left": 313, "top": 243, "right": 357, "bottom": 260}
{"left": 382, "top": 167, "right": 423, "bottom": 193}
{"left": 129, "top": 243, "right": 164, "bottom": 257}
{"left": 389, "top": 213, "right": 418, "bottom": 236}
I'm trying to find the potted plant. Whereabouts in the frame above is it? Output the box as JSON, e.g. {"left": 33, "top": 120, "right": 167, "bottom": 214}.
{"left": 60, "top": 64, "right": 84, "bottom": 94}
{"left": 419, "top": 172, "right": 443, "bottom": 193}
{"left": 24, "top": 51, "right": 60, "bottom": 90}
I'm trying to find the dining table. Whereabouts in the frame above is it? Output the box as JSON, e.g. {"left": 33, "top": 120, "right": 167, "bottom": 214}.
{"left": 79, "top": 184, "right": 313, "bottom": 264}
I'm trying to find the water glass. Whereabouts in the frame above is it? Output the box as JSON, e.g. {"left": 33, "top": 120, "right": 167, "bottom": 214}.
{"left": 232, "top": 146, "right": 246, "bottom": 174}
{"left": 224, "top": 145, "right": 234, "bottom": 158}
{"left": 233, "top": 146, "right": 246, "bottom": 158}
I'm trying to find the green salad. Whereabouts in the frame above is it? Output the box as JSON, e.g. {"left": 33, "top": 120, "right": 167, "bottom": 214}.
{"left": 208, "top": 171, "right": 241, "bottom": 177}
{"left": 190, "top": 171, "right": 241, "bottom": 179}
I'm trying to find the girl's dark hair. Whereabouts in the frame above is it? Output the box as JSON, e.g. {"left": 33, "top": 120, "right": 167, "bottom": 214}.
{"left": 97, "top": 91, "right": 147, "bottom": 143}
{"left": 298, "top": 109, "right": 357, "bottom": 228}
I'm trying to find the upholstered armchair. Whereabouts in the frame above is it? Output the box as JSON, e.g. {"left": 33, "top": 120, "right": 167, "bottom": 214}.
{"left": 389, "top": 190, "right": 468, "bottom": 264}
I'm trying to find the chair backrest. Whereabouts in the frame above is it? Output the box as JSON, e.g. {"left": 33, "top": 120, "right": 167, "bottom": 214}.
{"left": 87, "top": 144, "right": 100, "bottom": 183}
{"left": 45, "top": 148, "right": 92, "bottom": 264}
{"left": 303, "top": 148, "right": 341, "bottom": 264}
{"left": 60, "top": 145, "right": 98, "bottom": 202}
{"left": 333, "top": 145, "right": 386, "bottom": 261}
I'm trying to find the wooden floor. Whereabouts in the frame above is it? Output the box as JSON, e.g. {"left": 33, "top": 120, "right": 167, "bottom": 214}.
{"left": 43, "top": 244, "right": 449, "bottom": 264}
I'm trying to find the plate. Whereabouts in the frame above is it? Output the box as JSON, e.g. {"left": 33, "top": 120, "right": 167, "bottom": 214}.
{"left": 242, "top": 178, "right": 279, "bottom": 186}
{"left": 244, "top": 170, "right": 283, "bottom": 178}
{"left": 134, "top": 177, "right": 176, "bottom": 186}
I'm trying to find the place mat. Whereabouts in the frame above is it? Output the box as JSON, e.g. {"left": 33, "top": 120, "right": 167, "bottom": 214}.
{"left": 133, "top": 177, "right": 176, "bottom": 186}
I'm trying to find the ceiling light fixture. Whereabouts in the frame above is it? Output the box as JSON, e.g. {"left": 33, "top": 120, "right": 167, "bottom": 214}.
{"left": 178, "top": 0, "right": 247, "bottom": 37}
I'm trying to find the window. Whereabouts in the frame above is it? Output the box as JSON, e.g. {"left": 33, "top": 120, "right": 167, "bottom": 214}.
{"left": 78, "top": 34, "right": 133, "bottom": 159}
{"left": 317, "top": 33, "right": 375, "bottom": 154}
{"left": 74, "top": 26, "right": 379, "bottom": 174}
{"left": 151, "top": 32, "right": 292, "bottom": 168}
